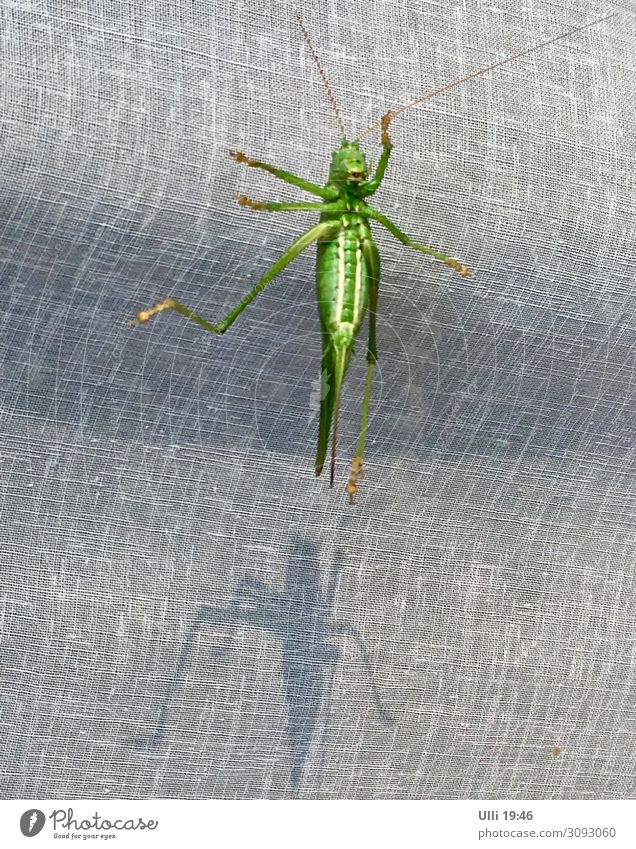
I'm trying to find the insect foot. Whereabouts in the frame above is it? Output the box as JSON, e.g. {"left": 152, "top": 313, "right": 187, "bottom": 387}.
{"left": 346, "top": 457, "right": 364, "bottom": 505}
{"left": 228, "top": 149, "right": 253, "bottom": 165}
{"left": 380, "top": 112, "right": 394, "bottom": 148}
{"left": 235, "top": 194, "right": 267, "bottom": 210}
{"left": 127, "top": 297, "right": 177, "bottom": 327}
{"left": 448, "top": 259, "right": 472, "bottom": 278}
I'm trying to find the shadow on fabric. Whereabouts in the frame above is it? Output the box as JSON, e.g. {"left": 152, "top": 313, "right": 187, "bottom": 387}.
{"left": 131, "top": 536, "right": 394, "bottom": 795}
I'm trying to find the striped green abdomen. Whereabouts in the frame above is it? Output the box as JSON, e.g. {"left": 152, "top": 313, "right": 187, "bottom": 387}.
{"left": 316, "top": 228, "right": 368, "bottom": 340}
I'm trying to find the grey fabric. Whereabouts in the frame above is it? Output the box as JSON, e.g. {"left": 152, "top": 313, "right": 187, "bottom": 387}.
{"left": 0, "top": 0, "right": 634, "bottom": 799}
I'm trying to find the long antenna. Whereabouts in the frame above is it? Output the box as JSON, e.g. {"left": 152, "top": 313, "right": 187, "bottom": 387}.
{"left": 296, "top": 14, "right": 348, "bottom": 139}
{"left": 357, "top": 12, "right": 617, "bottom": 140}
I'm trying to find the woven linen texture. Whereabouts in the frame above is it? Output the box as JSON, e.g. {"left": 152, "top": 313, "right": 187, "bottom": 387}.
{"left": 0, "top": 0, "right": 634, "bottom": 798}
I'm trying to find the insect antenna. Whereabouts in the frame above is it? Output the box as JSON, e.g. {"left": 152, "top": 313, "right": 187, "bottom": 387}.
{"left": 295, "top": 14, "right": 347, "bottom": 139}
{"left": 357, "top": 12, "right": 617, "bottom": 140}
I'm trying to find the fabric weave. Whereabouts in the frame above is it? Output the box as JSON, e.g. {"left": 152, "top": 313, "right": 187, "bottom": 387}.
{"left": 0, "top": 0, "right": 634, "bottom": 798}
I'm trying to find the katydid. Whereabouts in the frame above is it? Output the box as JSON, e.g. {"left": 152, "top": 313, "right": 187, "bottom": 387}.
{"left": 129, "top": 12, "right": 615, "bottom": 503}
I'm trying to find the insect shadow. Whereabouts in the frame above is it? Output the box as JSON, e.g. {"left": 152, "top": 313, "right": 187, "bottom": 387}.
{"left": 131, "top": 536, "right": 394, "bottom": 794}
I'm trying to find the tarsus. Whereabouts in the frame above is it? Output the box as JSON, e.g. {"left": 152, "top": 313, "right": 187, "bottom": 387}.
{"left": 296, "top": 14, "right": 347, "bottom": 139}
{"left": 357, "top": 12, "right": 617, "bottom": 140}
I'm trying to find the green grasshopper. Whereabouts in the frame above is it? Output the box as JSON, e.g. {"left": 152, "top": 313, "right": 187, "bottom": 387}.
{"left": 129, "top": 13, "right": 614, "bottom": 503}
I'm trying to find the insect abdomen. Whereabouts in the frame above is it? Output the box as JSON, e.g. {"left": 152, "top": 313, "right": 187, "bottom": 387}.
{"left": 316, "top": 229, "right": 368, "bottom": 338}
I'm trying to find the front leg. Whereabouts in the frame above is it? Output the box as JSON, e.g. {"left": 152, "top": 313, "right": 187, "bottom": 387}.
{"left": 361, "top": 112, "right": 393, "bottom": 197}
{"left": 363, "top": 205, "right": 471, "bottom": 278}
{"left": 229, "top": 150, "right": 338, "bottom": 200}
